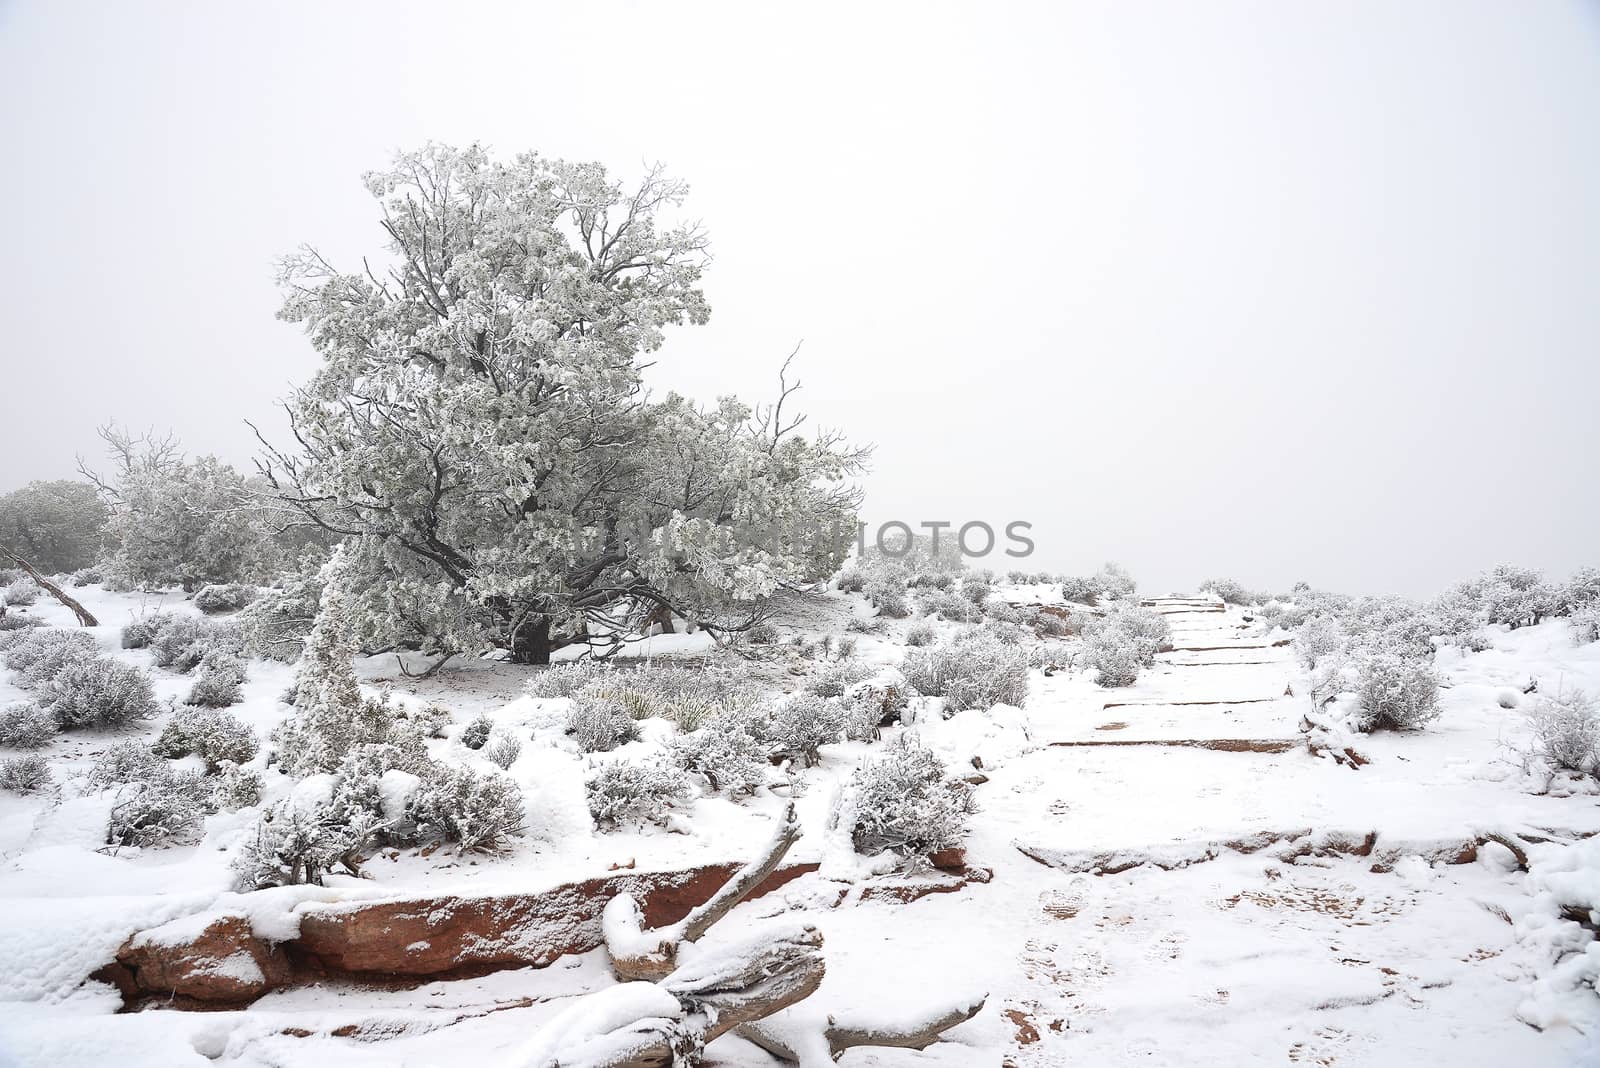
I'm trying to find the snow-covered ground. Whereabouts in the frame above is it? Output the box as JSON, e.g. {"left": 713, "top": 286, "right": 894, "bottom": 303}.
{"left": 1, "top": 583, "right": 1598, "bottom": 1066}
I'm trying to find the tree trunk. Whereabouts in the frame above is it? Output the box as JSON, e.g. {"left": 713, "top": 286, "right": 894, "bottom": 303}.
{"left": 0, "top": 547, "right": 99, "bottom": 627}
{"left": 510, "top": 615, "right": 552, "bottom": 665}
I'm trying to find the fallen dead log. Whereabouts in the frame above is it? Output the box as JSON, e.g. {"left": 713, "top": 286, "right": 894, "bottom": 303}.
{"left": 1048, "top": 738, "right": 1299, "bottom": 753}
{"left": 0, "top": 547, "right": 98, "bottom": 627}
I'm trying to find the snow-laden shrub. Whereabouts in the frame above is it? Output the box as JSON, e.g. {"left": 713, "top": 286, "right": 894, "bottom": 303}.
{"left": 149, "top": 616, "right": 244, "bottom": 674}
{"left": 120, "top": 611, "right": 178, "bottom": 650}
{"left": 1294, "top": 615, "right": 1343, "bottom": 671}
{"left": 901, "top": 630, "right": 1031, "bottom": 710}
{"left": 184, "top": 650, "right": 246, "bottom": 708}
{"left": 484, "top": 731, "right": 522, "bottom": 770}
{"left": 836, "top": 568, "right": 867, "bottom": 593}
{"left": 672, "top": 709, "right": 769, "bottom": 797}
{"left": 0, "top": 703, "right": 55, "bottom": 749}
{"left": 805, "top": 658, "right": 877, "bottom": 699}
{"left": 107, "top": 770, "right": 209, "bottom": 848}
{"left": 1569, "top": 604, "right": 1600, "bottom": 646}
{"left": 908, "top": 571, "right": 954, "bottom": 591}
{"left": 1200, "top": 578, "right": 1260, "bottom": 606}
{"left": 744, "top": 620, "right": 781, "bottom": 644}
{"left": 904, "top": 619, "right": 938, "bottom": 647}
{"left": 0, "top": 754, "right": 51, "bottom": 794}
{"left": 962, "top": 581, "right": 993, "bottom": 607}
{"left": 527, "top": 661, "right": 613, "bottom": 700}
{"left": 1094, "top": 562, "right": 1137, "bottom": 600}
{"left": 69, "top": 566, "right": 104, "bottom": 587}
{"left": 914, "top": 587, "right": 980, "bottom": 622}
{"left": 88, "top": 742, "right": 169, "bottom": 790}
{"left": 866, "top": 577, "right": 910, "bottom": 618}
{"left": 407, "top": 702, "right": 452, "bottom": 738}
{"left": 1083, "top": 628, "right": 1139, "bottom": 687}
{"left": 840, "top": 668, "right": 919, "bottom": 740}
{"left": 764, "top": 692, "right": 846, "bottom": 767}
{"left": 236, "top": 550, "right": 325, "bottom": 662}
{"left": 409, "top": 766, "right": 524, "bottom": 852}
{"left": 1555, "top": 566, "right": 1600, "bottom": 617}
{"left": 459, "top": 712, "right": 494, "bottom": 750}
{"left": 566, "top": 687, "right": 642, "bottom": 752}
{"left": 2, "top": 628, "right": 98, "bottom": 688}
{"left": 3, "top": 577, "right": 41, "bottom": 607}
{"left": 233, "top": 798, "right": 366, "bottom": 889}
{"left": 153, "top": 706, "right": 259, "bottom": 770}
{"left": 586, "top": 758, "right": 691, "bottom": 828}
{"left": 210, "top": 760, "right": 263, "bottom": 811}
{"left": 1342, "top": 597, "right": 1436, "bottom": 661}
{"left": 847, "top": 736, "right": 974, "bottom": 859}
{"left": 1352, "top": 654, "right": 1441, "bottom": 731}
{"left": 1059, "top": 575, "right": 1100, "bottom": 605}
{"left": 41, "top": 657, "right": 159, "bottom": 729}
{"left": 193, "top": 583, "right": 259, "bottom": 614}
{"left": 1526, "top": 688, "right": 1600, "bottom": 774}
{"left": 0, "top": 611, "right": 43, "bottom": 633}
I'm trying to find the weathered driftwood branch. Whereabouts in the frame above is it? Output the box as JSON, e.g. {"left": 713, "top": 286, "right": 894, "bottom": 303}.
{"left": 604, "top": 802, "right": 803, "bottom": 980}
{"left": 0, "top": 547, "right": 99, "bottom": 627}
{"left": 737, "top": 992, "right": 988, "bottom": 1066}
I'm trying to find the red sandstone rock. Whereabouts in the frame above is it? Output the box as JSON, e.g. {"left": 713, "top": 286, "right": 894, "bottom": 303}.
{"left": 118, "top": 914, "right": 291, "bottom": 1004}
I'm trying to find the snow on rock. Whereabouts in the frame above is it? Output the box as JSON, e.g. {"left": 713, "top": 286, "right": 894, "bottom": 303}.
{"left": 510, "top": 981, "right": 682, "bottom": 1068}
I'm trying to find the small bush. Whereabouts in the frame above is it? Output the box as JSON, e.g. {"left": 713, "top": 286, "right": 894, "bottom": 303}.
{"left": 233, "top": 799, "right": 366, "bottom": 888}
{"left": 904, "top": 619, "right": 938, "bottom": 647}
{"left": 153, "top": 706, "right": 259, "bottom": 770}
{"left": 764, "top": 692, "right": 847, "bottom": 767}
{"left": 1094, "top": 562, "right": 1137, "bottom": 600}
{"left": 1081, "top": 604, "right": 1171, "bottom": 688}
{"left": 0, "top": 703, "right": 56, "bottom": 749}
{"left": 805, "top": 658, "right": 877, "bottom": 699}
{"left": 526, "top": 661, "right": 612, "bottom": 700}
{"left": 192, "top": 583, "right": 259, "bottom": 614}
{"left": 409, "top": 766, "right": 524, "bottom": 852}
{"left": 88, "top": 742, "right": 169, "bottom": 790}
{"left": 484, "top": 731, "right": 522, "bottom": 770}
{"left": 120, "top": 611, "right": 178, "bottom": 650}
{"left": 672, "top": 710, "right": 769, "bottom": 797}
{"left": 2, "top": 628, "right": 98, "bottom": 688}
{"left": 566, "top": 687, "right": 643, "bottom": 752}
{"left": 185, "top": 651, "right": 246, "bottom": 708}
{"left": 914, "top": 587, "right": 980, "bottom": 623}
{"left": 961, "top": 580, "right": 993, "bottom": 606}
{"left": 848, "top": 737, "right": 973, "bottom": 859}
{"left": 2, "top": 577, "right": 41, "bottom": 607}
{"left": 866, "top": 577, "right": 910, "bottom": 619}
{"left": 1059, "top": 575, "right": 1100, "bottom": 605}
{"left": 69, "top": 566, "right": 104, "bottom": 587}
{"left": 211, "top": 760, "right": 263, "bottom": 811}
{"left": 1526, "top": 687, "right": 1600, "bottom": 774}
{"left": 0, "top": 754, "right": 51, "bottom": 794}
{"left": 0, "top": 611, "right": 43, "bottom": 634}
{"left": 836, "top": 568, "right": 867, "bottom": 593}
{"left": 902, "top": 631, "right": 1030, "bottom": 710}
{"left": 841, "top": 668, "right": 918, "bottom": 737}
{"left": 1294, "top": 615, "right": 1344, "bottom": 671}
{"left": 1353, "top": 654, "right": 1441, "bottom": 731}
{"left": 1569, "top": 604, "right": 1600, "bottom": 646}
{"left": 586, "top": 758, "right": 691, "bottom": 828}
{"left": 39, "top": 656, "right": 159, "bottom": 729}
{"left": 149, "top": 616, "right": 243, "bottom": 674}
{"left": 459, "top": 712, "right": 494, "bottom": 750}
{"left": 1200, "top": 578, "right": 1260, "bottom": 606}
{"left": 107, "top": 771, "right": 209, "bottom": 848}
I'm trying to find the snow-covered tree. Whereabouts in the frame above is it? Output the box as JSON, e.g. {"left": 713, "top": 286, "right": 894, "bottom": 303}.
{"left": 84, "top": 427, "right": 275, "bottom": 591}
{"left": 0, "top": 480, "right": 107, "bottom": 574}
{"left": 274, "top": 545, "right": 413, "bottom": 776}
{"left": 261, "top": 144, "right": 864, "bottom": 662}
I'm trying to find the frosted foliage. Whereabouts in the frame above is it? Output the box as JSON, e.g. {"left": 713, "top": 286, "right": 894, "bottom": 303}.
{"left": 107, "top": 771, "right": 209, "bottom": 848}
{"left": 3, "top": 578, "right": 40, "bottom": 607}
{"left": 586, "top": 758, "right": 691, "bottom": 828}
{"left": 265, "top": 145, "right": 863, "bottom": 661}
{"left": 234, "top": 799, "right": 364, "bottom": 889}
{"left": 153, "top": 706, "right": 259, "bottom": 770}
{"left": 0, "top": 755, "right": 51, "bottom": 795}
{"left": 764, "top": 693, "right": 846, "bottom": 767}
{"left": 1353, "top": 654, "right": 1441, "bottom": 731}
{"left": 1082, "top": 604, "right": 1170, "bottom": 688}
{"left": 0, "top": 703, "right": 55, "bottom": 749}
{"left": 41, "top": 657, "right": 158, "bottom": 729}
{"left": 0, "top": 480, "right": 107, "bottom": 574}
{"left": 1294, "top": 615, "right": 1344, "bottom": 670}
{"left": 901, "top": 631, "right": 1030, "bottom": 710}
{"left": 276, "top": 546, "right": 402, "bottom": 776}
{"left": 672, "top": 710, "right": 769, "bottom": 797}
{"left": 408, "top": 766, "right": 525, "bottom": 852}
{"left": 90, "top": 429, "right": 275, "bottom": 591}
{"left": 849, "top": 737, "right": 973, "bottom": 859}
{"left": 484, "top": 731, "right": 522, "bottom": 769}
{"left": 193, "top": 583, "right": 259, "bottom": 614}
{"left": 1527, "top": 688, "right": 1600, "bottom": 773}
{"left": 2, "top": 629, "right": 97, "bottom": 688}
{"left": 566, "top": 688, "right": 643, "bottom": 753}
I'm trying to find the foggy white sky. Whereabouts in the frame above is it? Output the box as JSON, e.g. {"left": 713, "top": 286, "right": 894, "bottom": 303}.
{"left": 3, "top": 0, "right": 1598, "bottom": 597}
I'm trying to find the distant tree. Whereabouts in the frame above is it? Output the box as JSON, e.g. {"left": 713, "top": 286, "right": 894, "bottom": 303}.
{"left": 81, "top": 427, "right": 275, "bottom": 591}
{"left": 261, "top": 144, "right": 863, "bottom": 662}
{"left": 0, "top": 480, "right": 107, "bottom": 574}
